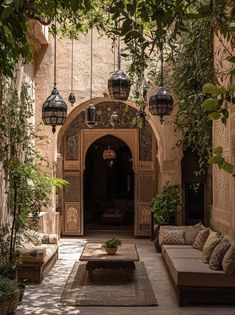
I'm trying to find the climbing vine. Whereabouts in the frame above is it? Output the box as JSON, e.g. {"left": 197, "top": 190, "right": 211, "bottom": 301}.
{"left": 170, "top": 19, "right": 214, "bottom": 174}
{"left": 0, "top": 79, "right": 67, "bottom": 263}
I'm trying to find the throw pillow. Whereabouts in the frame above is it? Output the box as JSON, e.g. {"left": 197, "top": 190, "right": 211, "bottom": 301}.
{"left": 184, "top": 223, "right": 203, "bottom": 245}
{"left": 19, "top": 241, "right": 35, "bottom": 250}
{"left": 159, "top": 229, "right": 185, "bottom": 246}
{"left": 202, "top": 230, "right": 222, "bottom": 263}
{"left": 209, "top": 239, "right": 231, "bottom": 270}
{"left": 24, "top": 230, "right": 42, "bottom": 246}
{"left": 193, "top": 227, "right": 210, "bottom": 251}
{"left": 222, "top": 241, "right": 235, "bottom": 275}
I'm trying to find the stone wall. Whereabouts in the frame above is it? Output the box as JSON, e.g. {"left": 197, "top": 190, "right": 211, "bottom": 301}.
{"left": 211, "top": 34, "right": 235, "bottom": 234}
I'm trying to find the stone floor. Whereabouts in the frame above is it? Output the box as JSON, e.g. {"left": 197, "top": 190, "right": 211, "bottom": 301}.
{"left": 16, "top": 231, "right": 235, "bottom": 315}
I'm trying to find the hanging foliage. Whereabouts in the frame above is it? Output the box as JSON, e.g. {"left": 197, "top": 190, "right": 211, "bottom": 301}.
{"left": 171, "top": 19, "right": 214, "bottom": 174}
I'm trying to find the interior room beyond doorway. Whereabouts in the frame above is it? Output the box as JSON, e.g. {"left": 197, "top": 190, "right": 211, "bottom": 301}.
{"left": 84, "top": 135, "right": 134, "bottom": 232}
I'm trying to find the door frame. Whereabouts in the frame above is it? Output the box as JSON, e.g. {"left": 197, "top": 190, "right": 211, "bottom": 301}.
{"left": 80, "top": 129, "right": 139, "bottom": 235}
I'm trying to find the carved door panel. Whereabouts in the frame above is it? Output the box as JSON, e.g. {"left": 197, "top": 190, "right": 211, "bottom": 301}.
{"left": 136, "top": 171, "right": 155, "bottom": 236}
{"left": 63, "top": 172, "right": 81, "bottom": 235}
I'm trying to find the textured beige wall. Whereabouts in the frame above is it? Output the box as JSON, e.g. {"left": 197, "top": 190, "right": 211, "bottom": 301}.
{"left": 211, "top": 34, "right": 235, "bottom": 234}
{"left": 33, "top": 28, "right": 182, "bottom": 232}
{"left": 35, "top": 29, "right": 182, "bottom": 185}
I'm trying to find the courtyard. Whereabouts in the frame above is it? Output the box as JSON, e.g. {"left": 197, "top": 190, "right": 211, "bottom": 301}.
{"left": 1, "top": 1, "right": 235, "bottom": 314}
{"left": 16, "top": 233, "right": 235, "bottom": 315}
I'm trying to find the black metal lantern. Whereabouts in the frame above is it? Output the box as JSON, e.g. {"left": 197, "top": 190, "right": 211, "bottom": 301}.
{"left": 42, "top": 11, "right": 67, "bottom": 133}
{"left": 108, "top": 29, "right": 131, "bottom": 100}
{"left": 85, "top": 27, "right": 96, "bottom": 128}
{"left": 42, "top": 87, "right": 67, "bottom": 133}
{"left": 149, "top": 46, "right": 173, "bottom": 124}
{"left": 149, "top": 86, "right": 173, "bottom": 123}
{"left": 86, "top": 103, "right": 96, "bottom": 129}
{"left": 68, "top": 38, "right": 76, "bottom": 106}
{"left": 68, "top": 91, "right": 76, "bottom": 105}
{"left": 108, "top": 70, "right": 131, "bottom": 100}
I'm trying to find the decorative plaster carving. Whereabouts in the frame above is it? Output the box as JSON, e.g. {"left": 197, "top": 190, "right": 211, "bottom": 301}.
{"left": 139, "top": 123, "right": 153, "bottom": 161}
{"left": 65, "top": 203, "right": 81, "bottom": 235}
{"left": 139, "top": 204, "right": 151, "bottom": 224}
{"left": 65, "top": 119, "right": 79, "bottom": 160}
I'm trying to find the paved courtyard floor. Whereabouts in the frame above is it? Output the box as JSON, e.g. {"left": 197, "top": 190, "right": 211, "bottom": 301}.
{"left": 16, "top": 231, "right": 235, "bottom": 315}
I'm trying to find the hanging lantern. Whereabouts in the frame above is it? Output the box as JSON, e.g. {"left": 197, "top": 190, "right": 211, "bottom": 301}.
{"left": 85, "top": 103, "right": 96, "bottom": 129}
{"left": 85, "top": 27, "right": 96, "bottom": 128}
{"left": 107, "top": 28, "right": 131, "bottom": 101}
{"left": 42, "top": 87, "right": 67, "bottom": 133}
{"left": 68, "top": 39, "right": 76, "bottom": 106}
{"left": 42, "top": 11, "right": 67, "bottom": 133}
{"left": 149, "top": 86, "right": 173, "bottom": 123}
{"left": 103, "top": 146, "right": 116, "bottom": 168}
{"left": 68, "top": 91, "right": 76, "bottom": 105}
{"left": 148, "top": 46, "right": 173, "bottom": 124}
{"left": 110, "top": 110, "right": 120, "bottom": 128}
{"left": 108, "top": 70, "right": 131, "bottom": 100}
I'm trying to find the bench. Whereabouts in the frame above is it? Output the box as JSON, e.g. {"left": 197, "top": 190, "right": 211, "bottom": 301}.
{"left": 159, "top": 225, "right": 235, "bottom": 306}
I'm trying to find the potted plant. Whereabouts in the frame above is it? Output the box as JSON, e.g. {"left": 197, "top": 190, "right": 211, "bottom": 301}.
{"left": 150, "top": 182, "right": 183, "bottom": 252}
{"left": 150, "top": 182, "right": 183, "bottom": 225}
{"left": 0, "top": 277, "right": 20, "bottom": 315}
{"left": 103, "top": 237, "right": 122, "bottom": 255}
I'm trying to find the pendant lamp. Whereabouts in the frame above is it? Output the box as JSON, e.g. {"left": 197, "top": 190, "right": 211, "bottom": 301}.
{"left": 68, "top": 38, "right": 76, "bottom": 105}
{"left": 42, "top": 7, "right": 67, "bottom": 133}
{"left": 85, "top": 27, "right": 96, "bottom": 128}
{"left": 108, "top": 24, "right": 131, "bottom": 100}
{"left": 103, "top": 136, "right": 116, "bottom": 168}
{"left": 149, "top": 45, "right": 173, "bottom": 124}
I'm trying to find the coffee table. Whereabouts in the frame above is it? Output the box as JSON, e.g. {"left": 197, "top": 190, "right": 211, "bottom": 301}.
{"left": 80, "top": 243, "right": 139, "bottom": 280}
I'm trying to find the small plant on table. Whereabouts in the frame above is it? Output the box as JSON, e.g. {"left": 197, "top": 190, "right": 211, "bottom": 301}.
{"left": 103, "top": 237, "right": 122, "bottom": 255}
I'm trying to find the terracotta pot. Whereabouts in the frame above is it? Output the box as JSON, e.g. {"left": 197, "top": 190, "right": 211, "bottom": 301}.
{"left": 104, "top": 247, "right": 117, "bottom": 255}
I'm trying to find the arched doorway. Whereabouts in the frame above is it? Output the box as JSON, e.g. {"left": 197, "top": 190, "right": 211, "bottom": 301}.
{"left": 58, "top": 99, "right": 158, "bottom": 237}
{"left": 84, "top": 135, "right": 134, "bottom": 231}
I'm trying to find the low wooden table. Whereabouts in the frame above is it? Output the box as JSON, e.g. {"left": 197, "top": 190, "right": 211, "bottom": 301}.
{"left": 80, "top": 243, "right": 139, "bottom": 280}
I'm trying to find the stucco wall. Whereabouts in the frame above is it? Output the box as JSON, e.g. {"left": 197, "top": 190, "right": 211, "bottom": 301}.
{"left": 35, "top": 29, "right": 182, "bottom": 186}
{"left": 211, "top": 34, "right": 235, "bottom": 234}
{"left": 33, "top": 28, "right": 183, "bottom": 233}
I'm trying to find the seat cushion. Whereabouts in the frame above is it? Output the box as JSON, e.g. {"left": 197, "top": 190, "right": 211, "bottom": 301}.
{"left": 40, "top": 244, "right": 58, "bottom": 264}
{"left": 164, "top": 254, "right": 235, "bottom": 287}
{"left": 19, "top": 244, "right": 58, "bottom": 264}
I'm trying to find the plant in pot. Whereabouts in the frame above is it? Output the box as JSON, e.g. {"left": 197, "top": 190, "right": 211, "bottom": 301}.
{"left": 150, "top": 182, "right": 183, "bottom": 252}
{"left": 103, "top": 237, "right": 122, "bottom": 255}
{"left": 0, "top": 277, "right": 20, "bottom": 315}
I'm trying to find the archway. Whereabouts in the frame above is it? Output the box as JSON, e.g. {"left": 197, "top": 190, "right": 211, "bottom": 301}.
{"left": 84, "top": 135, "right": 134, "bottom": 231}
{"left": 57, "top": 99, "right": 158, "bottom": 236}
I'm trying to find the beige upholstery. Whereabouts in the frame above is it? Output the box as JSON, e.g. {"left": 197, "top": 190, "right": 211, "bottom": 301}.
{"left": 162, "top": 244, "right": 235, "bottom": 287}
{"left": 160, "top": 227, "right": 235, "bottom": 306}
{"left": 18, "top": 231, "right": 59, "bottom": 283}
{"left": 202, "top": 230, "right": 222, "bottom": 263}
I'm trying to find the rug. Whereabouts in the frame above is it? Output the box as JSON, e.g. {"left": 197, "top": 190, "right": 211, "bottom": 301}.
{"left": 59, "top": 262, "right": 158, "bottom": 306}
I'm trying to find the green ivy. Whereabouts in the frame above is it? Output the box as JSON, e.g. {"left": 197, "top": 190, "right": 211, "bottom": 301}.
{"left": 0, "top": 79, "right": 67, "bottom": 264}
{"left": 171, "top": 18, "right": 214, "bottom": 174}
